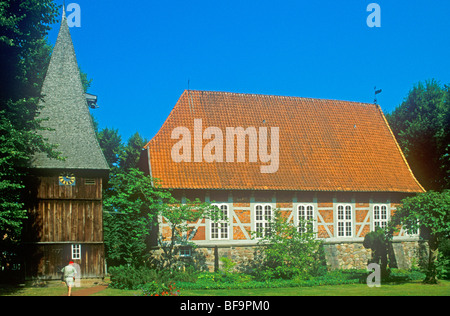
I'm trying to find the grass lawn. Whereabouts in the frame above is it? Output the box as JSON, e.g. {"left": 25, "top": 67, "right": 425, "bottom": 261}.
{"left": 181, "top": 280, "right": 450, "bottom": 296}
{"left": 2, "top": 280, "right": 449, "bottom": 296}
{"left": 0, "top": 285, "right": 81, "bottom": 296}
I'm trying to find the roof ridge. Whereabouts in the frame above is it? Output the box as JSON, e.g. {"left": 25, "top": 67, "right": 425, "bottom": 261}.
{"left": 183, "top": 89, "right": 376, "bottom": 107}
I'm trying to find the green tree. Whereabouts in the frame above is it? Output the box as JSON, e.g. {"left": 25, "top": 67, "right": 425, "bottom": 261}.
{"left": 386, "top": 80, "right": 450, "bottom": 191}
{"left": 390, "top": 190, "right": 450, "bottom": 284}
{"left": 254, "top": 210, "right": 325, "bottom": 280}
{"left": 103, "top": 169, "right": 171, "bottom": 266}
{"left": 96, "top": 129, "right": 153, "bottom": 266}
{"left": 79, "top": 67, "right": 92, "bottom": 93}
{"left": 0, "top": 0, "right": 58, "bottom": 100}
{"left": 96, "top": 127, "right": 123, "bottom": 169}
{"left": 121, "top": 132, "right": 148, "bottom": 172}
{"left": 157, "top": 200, "right": 219, "bottom": 270}
{"left": 442, "top": 84, "right": 450, "bottom": 189}
{"left": 102, "top": 167, "right": 215, "bottom": 268}
{"left": 0, "top": 0, "right": 59, "bottom": 262}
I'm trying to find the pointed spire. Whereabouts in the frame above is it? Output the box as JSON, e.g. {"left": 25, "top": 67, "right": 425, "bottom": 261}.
{"left": 31, "top": 8, "right": 109, "bottom": 172}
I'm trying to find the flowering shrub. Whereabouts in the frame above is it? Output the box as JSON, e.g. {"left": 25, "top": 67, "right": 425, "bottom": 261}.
{"left": 140, "top": 281, "right": 181, "bottom": 296}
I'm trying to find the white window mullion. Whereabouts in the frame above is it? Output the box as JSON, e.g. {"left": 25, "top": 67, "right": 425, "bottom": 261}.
{"left": 210, "top": 204, "right": 229, "bottom": 240}
{"left": 373, "top": 204, "right": 389, "bottom": 230}
{"left": 71, "top": 244, "right": 81, "bottom": 260}
{"left": 255, "top": 204, "right": 273, "bottom": 238}
{"left": 337, "top": 204, "right": 352, "bottom": 237}
{"left": 297, "top": 204, "right": 315, "bottom": 234}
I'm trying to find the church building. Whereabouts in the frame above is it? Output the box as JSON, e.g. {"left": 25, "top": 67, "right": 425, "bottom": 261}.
{"left": 141, "top": 89, "right": 425, "bottom": 270}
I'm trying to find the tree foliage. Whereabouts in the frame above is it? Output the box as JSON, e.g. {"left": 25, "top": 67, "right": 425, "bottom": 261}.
{"left": 96, "top": 127, "right": 123, "bottom": 169}
{"left": 121, "top": 132, "right": 148, "bottom": 172}
{"left": 254, "top": 210, "right": 325, "bottom": 280}
{"left": 156, "top": 200, "right": 222, "bottom": 270}
{"left": 0, "top": 0, "right": 59, "bottom": 261}
{"left": 103, "top": 169, "right": 171, "bottom": 266}
{"left": 363, "top": 227, "right": 390, "bottom": 278}
{"left": 96, "top": 127, "right": 153, "bottom": 266}
{"left": 390, "top": 190, "right": 450, "bottom": 283}
{"left": 386, "top": 80, "right": 450, "bottom": 191}
{"left": 96, "top": 127, "right": 199, "bottom": 267}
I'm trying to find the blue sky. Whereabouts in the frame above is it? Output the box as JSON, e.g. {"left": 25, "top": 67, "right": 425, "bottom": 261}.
{"left": 48, "top": 0, "right": 450, "bottom": 143}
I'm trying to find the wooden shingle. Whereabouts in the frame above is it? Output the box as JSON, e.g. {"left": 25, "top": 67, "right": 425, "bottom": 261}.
{"left": 30, "top": 12, "right": 109, "bottom": 173}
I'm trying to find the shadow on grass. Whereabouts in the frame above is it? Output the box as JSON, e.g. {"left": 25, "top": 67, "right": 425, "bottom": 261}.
{"left": 339, "top": 268, "right": 427, "bottom": 285}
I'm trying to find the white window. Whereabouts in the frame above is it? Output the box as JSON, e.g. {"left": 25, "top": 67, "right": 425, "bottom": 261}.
{"left": 337, "top": 204, "right": 353, "bottom": 237}
{"left": 297, "top": 204, "right": 314, "bottom": 234}
{"left": 71, "top": 244, "right": 81, "bottom": 260}
{"left": 373, "top": 204, "right": 389, "bottom": 229}
{"left": 255, "top": 204, "right": 273, "bottom": 238}
{"left": 179, "top": 248, "right": 192, "bottom": 258}
{"left": 210, "top": 204, "right": 229, "bottom": 240}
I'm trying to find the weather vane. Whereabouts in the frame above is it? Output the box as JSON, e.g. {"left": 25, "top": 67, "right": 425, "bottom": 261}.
{"left": 374, "top": 86, "right": 382, "bottom": 104}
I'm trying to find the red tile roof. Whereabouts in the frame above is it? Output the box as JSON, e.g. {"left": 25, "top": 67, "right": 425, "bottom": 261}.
{"left": 144, "top": 90, "right": 424, "bottom": 193}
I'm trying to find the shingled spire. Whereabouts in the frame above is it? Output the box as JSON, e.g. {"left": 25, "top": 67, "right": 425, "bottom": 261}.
{"left": 31, "top": 10, "right": 109, "bottom": 172}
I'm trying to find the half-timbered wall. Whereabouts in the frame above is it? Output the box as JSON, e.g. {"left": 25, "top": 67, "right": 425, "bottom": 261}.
{"left": 154, "top": 189, "right": 423, "bottom": 271}
{"left": 159, "top": 190, "right": 417, "bottom": 246}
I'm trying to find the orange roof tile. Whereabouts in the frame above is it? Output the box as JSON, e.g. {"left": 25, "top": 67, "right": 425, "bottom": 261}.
{"left": 144, "top": 90, "right": 424, "bottom": 193}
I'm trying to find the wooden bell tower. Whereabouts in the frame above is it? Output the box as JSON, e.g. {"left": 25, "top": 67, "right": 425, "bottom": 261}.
{"left": 22, "top": 9, "right": 109, "bottom": 280}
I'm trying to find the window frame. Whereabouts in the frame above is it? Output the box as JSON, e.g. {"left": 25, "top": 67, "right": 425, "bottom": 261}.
{"left": 373, "top": 204, "right": 389, "bottom": 230}
{"left": 179, "top": 247, "right": 192, "bottom": 258}
{"left": 296, "top": 204, "right": 315, "bottom": 234}
{"left": 71, "top": 244, "right": 81, "bottom": 260}
{"left": 336, "top": 204, "right": 353, "bottom": 237}
{"left": 210, "top": 203, "right": 230, "bottom": 240}
{"left": 254, "top": 203, "right": 273, "bottom": 238}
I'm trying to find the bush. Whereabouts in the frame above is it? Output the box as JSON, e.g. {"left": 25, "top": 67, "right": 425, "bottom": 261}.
{"left": 252, "top": 210, "right": 326, "bottom": 280}
{"left": 388, "top": 269, "right": 426, "bottom": 282}
{"left": 109, "top": 265, "right": 428, "bottom": 292}
{"left": 177, "top": 277, "right": 299, "bottom": 290}
{"left": 363, "top": 227, "right": 390, "bottom": 278}
{"left": 109, "top": 266, "right": 159, "bottom": 290}
{"left": 109, "top": 265, "right": 198, "bottom": 290}
{"left": 196, "top": 271, "right": 253, "bottom": 285}
{"left": 177, "top": 269, "right": 364, "bottom": 290}
{"left": 140, "top": 281, "right": 181, "bottom": 296}
{"left": 437, "top": 239, "right": 450, "bottom": 280}
{"left": 175, "top": 268, "right": 427, "bottom": 290}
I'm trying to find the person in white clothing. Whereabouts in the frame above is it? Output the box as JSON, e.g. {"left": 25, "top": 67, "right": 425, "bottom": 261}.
{"left": 61, "top": 261, "right": 78, "bottom": 296}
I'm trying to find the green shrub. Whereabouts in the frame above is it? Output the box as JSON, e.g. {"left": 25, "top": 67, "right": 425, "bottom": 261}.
{"left": 388, "top": 269, "right": 426, "bottom": 282}
{"left": 109, "top": 264, "right": 429, "bottom": 292}
{"left": 220, "top": 257, "right": 236, "bottom": 274}
{"left": 253, "top": 210, "right": 326, "bottom": 280}
{"left": 363, "top": 227, "right": 390, "bottom": 278}
{"left": 140, "top": 281, "right": 181, "bottom": 296}
{"left": 175, "top": 268, "right": 427, "bottom": 290}
{"left": 109, "top": 266, "right": 159, "bottom": 290}
{"left": 109, "top": 265, "right": 198, "bottom": 290}
{"left": 177, "top": 270, "right": 363, "bottom": 290}
{"left": 436, "top": 239, "right": 450, "bottom": 280}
